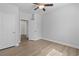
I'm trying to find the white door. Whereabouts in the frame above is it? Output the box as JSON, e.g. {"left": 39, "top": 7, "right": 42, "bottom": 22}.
{"left": 29, "top": 18, "right": 37, "bottom": 40}
{"left": 28, "top": 14, "right": 41, "bottom": 40}
{"left": 0, "top": 13, "right": 17, "bottom": 49}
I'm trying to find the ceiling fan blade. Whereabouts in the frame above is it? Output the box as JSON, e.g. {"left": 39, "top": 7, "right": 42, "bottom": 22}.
{"left": 34, "top": 7, "right": 39, "bottom": 10}
{"left": 45, "top": 4, "right": 53, "bottom": 6}
{"left": 43, "top": 8, "right": 46, "bottom": 11}
{"left": 33, "top": 3, "right": 39, "bottom": 5}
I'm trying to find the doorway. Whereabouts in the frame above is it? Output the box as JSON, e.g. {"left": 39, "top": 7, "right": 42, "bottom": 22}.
{"left": 20, "top": 19, "right": 29, "bottom": 41}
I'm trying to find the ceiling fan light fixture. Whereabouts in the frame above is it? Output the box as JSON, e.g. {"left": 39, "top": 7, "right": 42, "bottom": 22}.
{"left": 39, "top": 5, "right": 45, "bottom": 9}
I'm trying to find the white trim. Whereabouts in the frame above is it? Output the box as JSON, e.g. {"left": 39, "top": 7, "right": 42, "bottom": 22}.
{"left": 29, "top": 38, "right": 41, "bottom": 41}
{"left": 42, "top": 38, "right": 79, "bottom": 49}
{"left": 15, "top": 43, "right": 19, "bottom": 47}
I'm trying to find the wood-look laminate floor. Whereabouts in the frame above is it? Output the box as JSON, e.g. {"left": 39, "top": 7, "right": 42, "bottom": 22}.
{"left": 0, "top": 39, "right": 79, "bottom": 56}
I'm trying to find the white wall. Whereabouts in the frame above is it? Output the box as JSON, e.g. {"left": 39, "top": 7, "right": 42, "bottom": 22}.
{"left": 20, "top": 12, "right": 31, "bottom": 20}
{"left": 42, "top": 4, "right": 79, "bottom": 48}
{"left": 29, "top": 13, "right": 42, "bottom": 40}
{"left": 0, "top": 13, "right": 2, "bottom": 43}
{"left": 20, "top": 12, "right": 31, "bottom": 36}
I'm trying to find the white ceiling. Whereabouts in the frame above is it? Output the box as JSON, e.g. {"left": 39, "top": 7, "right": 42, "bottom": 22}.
{"left": 13, "top": 3, "right": 33, "bottom": 13}
{"left": 14, "top": 3, "right": 70, "bottom": 13}
{"left": 0, "top": 3, "right": 70, "bottom": 14}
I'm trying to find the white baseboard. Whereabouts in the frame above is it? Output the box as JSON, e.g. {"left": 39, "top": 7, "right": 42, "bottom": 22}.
{"left": 15, "top": 43, "right": 19, "bottom": 47}
{"left": 42, "top": 38, "right": 79, "bottom": 49}
{"left": 29, "top": 37, "right": 42, "bottom": 41}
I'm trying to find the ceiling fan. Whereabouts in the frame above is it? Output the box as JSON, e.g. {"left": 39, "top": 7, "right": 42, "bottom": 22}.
{"left": 33, "top": 3, "right": 53, "bottom": 12}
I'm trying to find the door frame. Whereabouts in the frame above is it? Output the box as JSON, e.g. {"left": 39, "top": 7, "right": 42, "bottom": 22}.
{"left": 20, "top": 19, "right": 29, "bottom": 40}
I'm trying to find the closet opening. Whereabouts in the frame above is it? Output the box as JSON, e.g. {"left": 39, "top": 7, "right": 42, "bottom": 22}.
{"left": 20, "top": 19, "right": 29, "bottom": 42}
